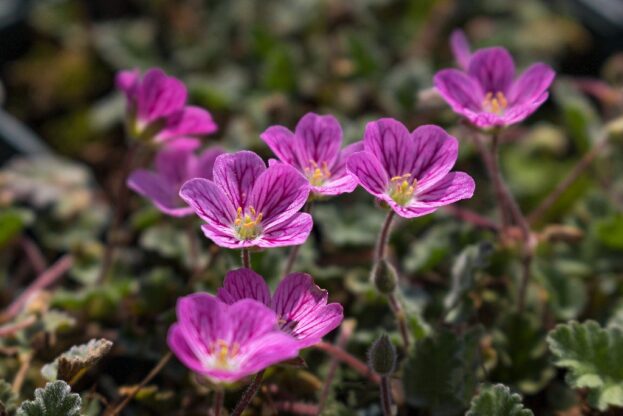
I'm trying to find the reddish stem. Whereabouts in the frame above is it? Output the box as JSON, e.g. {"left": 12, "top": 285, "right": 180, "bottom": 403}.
{"left": 313, "top": 341, "right": 381, "bottom": 384}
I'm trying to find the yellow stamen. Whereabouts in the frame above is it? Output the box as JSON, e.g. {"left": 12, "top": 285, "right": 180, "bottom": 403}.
{"left": 305, "top": 160, "right": 331, "bottom": 187}
{"left": 388, "top": 174, "right": 417, "bottom": 206}
{"left": 482, "top": 91, "right": 508, "bottom": 115}
{"left": 212, "top": 340, "right": 241, "bottom": 369}
{"left": 234, "top": 206, "right": 263, "bottom": 240}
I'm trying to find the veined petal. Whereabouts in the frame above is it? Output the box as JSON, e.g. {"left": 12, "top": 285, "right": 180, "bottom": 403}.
{"left": 155, "top": 143, "right": 195, "bottom": 186}
{"left": 273, "top": 273, "right": 343, "bottom": 347}
{"left": 158, "top": 106, "right": 218, "bottom": 141}
{"left": 212, "top": 151, "right": 266, "bottom": 209}
{"left": 259, "top": 213, "right": 313, "bottom": 248}
{"left": 330, "top": 140, "right": 364, "bottom": 175}
{"left": 260, "top": 126, "right": 302, "bottom": 169}
{"left": 312, "top": 173, "right": 359, "bottom": 196}
{"left": 508, "top": 63, "right": 555, "bottom": 106}
{"left": 175, "top": 293, "right": 222, "bottom": 361}
{"left": 200, "top": 223, "right": 249, "bottom": 249}
{"left": 136, "top": 68, "right": 187, "bottom": 122}
{"left": 503, "top": 93, "right": 550, "bottom": 125}
{"left": 227, "top": 299, "right": 280, "bottom": 345}
{"left": 179, "top": 178, "right": 236, "bottom": 227}
{"left": 414, "top": 172, "right": 475, "bottom": 208}
{"left": 468, "top": 47, "right": 515, "bottom": 94}
{"left": 434, "top": 69, "right": 484, "bottom": 112}
{"left": 167, "top": 324, "right": 207, "bottom": 375}
{"left": 346, "top": 151, "right": 388, "bottom": 196}
{"left": 128, "top": 170, "right": 192, "bottom": 217}
{"left": 410, "top": 125, "right": 459, "bottom": 192}
{"left": 363, "top": 118, "right": 415, "bottom": 178}
{"left": 194, "top": 146, "right": 225, "bottom": 180}
{"left": 295, "top": 112, "right": 342, "bottom": 167}
{"left": 218, "top": 268, "right": 271, "bottom": 306}
{"left": 450, "top": 29, "right": 471, "bottom": 70}
{"left": 238, "top": 333, "right": 301, "bottom": 376}
{"left": 249, "top": 164, "right": 309, "bottom": 228}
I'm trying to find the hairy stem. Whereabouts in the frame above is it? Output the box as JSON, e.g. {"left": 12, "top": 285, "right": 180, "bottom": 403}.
{"left": 213, "top": 389, "right": 224, "bottom": 416}
{"left": 231, "top": 370, "right": 265, "bottom": 416}
{"left": 376, "top": 211, "right": 395, "bottom": 261}
{"left": 388, "top": 293, "right": 410, "bottom": 350}
{"left": 241, "top": 248, "right": 251, "bottom": 269}
{"left": 380, "top": 376, "right": 393, "bottom": 416}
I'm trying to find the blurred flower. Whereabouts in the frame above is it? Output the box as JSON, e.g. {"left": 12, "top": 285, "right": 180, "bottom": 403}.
{"left": 346, "top": 118, "right": 475, "bottom": 218}
{"left": 450, "top": 29, "right": 472, "bottom": 70}
{"left": 434, "top": 46, "right": 555, "bottom": 129}
{"left": 179, "top": 151, "right": 312, "bottom": 248}
{"left": 260, "top": 112, "right": 362, "bottom": 197}
{"left": 116, "top": 68, "right": 217, "bottom": 143}
{"left": 167, "top": 294, "right": 300, "bottom": 383}
{"left": 127, "top": 140, "right": 224, "bottom": 217}
{"left": 217, "top": 268, "right": 343, "bottom": 348}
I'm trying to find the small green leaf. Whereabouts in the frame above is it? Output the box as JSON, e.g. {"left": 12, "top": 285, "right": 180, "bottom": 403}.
{"left": 42, "top": 338, "right": 113, "bottom": 383}
{"left": 16, "top": 381, "right": 81, "bottom": 416}
{"left": 547, "top": 321, "right": 623, "bottom": 410}
{"left": 466, "top": 384, "right": 533, "bottom": 416}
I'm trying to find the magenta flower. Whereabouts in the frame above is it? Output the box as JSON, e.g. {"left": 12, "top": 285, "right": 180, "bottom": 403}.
{"left": 127, "top": 140, "right": 224, "bottom": 217}
{"left": 434, "top": 46, "right": 555, "bottom": 129}
{"left": 167, "top": 294, "right": 301, "bottom": 383}
{"left": 116, "top": 68, "right": 217, "bottom": 143}
{"left": 346, "top": 118, "right": 475, "bottom": 218}
{"left": 450, "top": 29, "right": 472, "bottom": 70}
{"left": 260, "top": 113, "right": 363, "bottom": 196}
{"left": 217, "top": 268, "right": 343, "bottom": 348}
{"left": 179, "top": 151, "right": 312, "bottom": 249}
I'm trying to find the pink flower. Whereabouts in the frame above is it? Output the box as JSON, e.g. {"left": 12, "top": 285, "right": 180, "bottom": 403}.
{"left": 167, "top": 294, "right": 301, "bottom": 383}
{"left": 179, "top": 151, "right": 312, "bottom": 249}
{"left": 217, "top": 268, "right": 343, "bottom": 348}
{"left": 434, "top": 44, "right": 555, "bottom": 129}
{"left": 450, "top": 29, "right": 472, "bottom": 70}
{"left": 127, "top": 140, "right": 224, "bottom": 217}
{"left": 260, "top": 113, "right": 362, "bottom": 196}
{"left": 346, "top": 118, "right": 475, "bottom": 218}
{"left": 116, "top": 68, "right": 217, "bottom": 143}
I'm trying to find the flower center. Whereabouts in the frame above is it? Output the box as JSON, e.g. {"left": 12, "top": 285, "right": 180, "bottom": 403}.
{"left": 304, "top": 160, "right": 331, "bottom": 187}
{"left": 210, "top": 339, "right": 240, "bottom": 370}
{"left": 388, "top": 174, "right": 417, "bottom": 206}
{"left": 234, "top": 206, "right": 263, "bottom": 240}
{"left": 482, "top": 91, "right": 508, "bottom": 115}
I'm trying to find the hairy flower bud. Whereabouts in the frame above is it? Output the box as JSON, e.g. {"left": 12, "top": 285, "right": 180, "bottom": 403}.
{"left": 368, "top": 333, "right": 396, "bottom": 376}
{"left": 371, "top": 259, "right": 397, "bottom": 294}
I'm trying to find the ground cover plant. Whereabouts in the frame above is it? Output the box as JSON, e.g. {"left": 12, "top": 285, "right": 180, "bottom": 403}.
{"left": 1, "top": 0, "right": 623, "bottom": 415}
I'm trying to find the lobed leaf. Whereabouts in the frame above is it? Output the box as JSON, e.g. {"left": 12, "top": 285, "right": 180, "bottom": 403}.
{"left": 466, "top": 384, "right": 533, "bottom": 416}
{"left": 16, "top": 381, "right": 81, "bottom": 416}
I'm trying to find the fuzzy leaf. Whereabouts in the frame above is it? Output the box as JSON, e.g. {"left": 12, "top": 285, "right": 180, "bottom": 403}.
{"left": 403, "top": 327, "right": 482, "bottom": 415}
{"left": 42, "top": 339, "right": 113, "bottom": 382}
{"left": 466, "top": 384, "right": 533, "bottom": 416}
{"left": 0, "top": 380, "right": 18, "bottom": 413}
{"left": 547, "top": 321, "right": 623, "bottom": 410}
{"left": 16, "top": 381, "right": 81, "bottom": 416}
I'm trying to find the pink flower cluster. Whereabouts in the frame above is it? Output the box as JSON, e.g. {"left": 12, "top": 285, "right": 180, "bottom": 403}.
{"left": 119, "top": 33, "right": 555, "bottom": 383}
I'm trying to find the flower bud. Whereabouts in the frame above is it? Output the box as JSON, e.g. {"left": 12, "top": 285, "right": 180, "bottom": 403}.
{"left": 371, "top": 259, "right": 397, "bottom": 294}
{"left": 368, "top": 333, "right": 396, "bottom": 376}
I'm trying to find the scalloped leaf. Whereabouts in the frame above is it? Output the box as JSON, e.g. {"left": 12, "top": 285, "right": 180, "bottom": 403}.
{"left": 42, "top": 338, "right": 113, "bottom": 383}
{"left": 547, "top": 320, "right": 623, "bottom": 411}
{"left": 466, "top": 384, "right": 533, "bottom": 416}
{"left": 16, "top": 381, "right": 81, "bottom": 416}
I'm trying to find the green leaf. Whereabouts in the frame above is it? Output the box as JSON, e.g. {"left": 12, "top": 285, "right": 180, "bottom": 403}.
{"left": 41, "top": 338, "right": 113, "bottom": 383}
{"left": 466, "top": 384, "right": 533, "bottom": 416}
{"left": 16, "top": 381, "right": 81, "bottom": 416}
{"left": 403, "top": 327, "right": 482, "bottom": 415}
{"left": 595, "top": 214, "right": 623, "bottom": 250}
{"left": 547, "top": 320, "right": 623, "bottom": 411}
{"left": 0, "top": 379, "right": 18, "bottom": 413}
{"left": 0, "top": 209, "right": 26, "bottom": 248}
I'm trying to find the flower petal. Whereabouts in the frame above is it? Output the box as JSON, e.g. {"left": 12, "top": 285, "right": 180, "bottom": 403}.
{"left": 116, "top": 69, "right": 140, "bottom": 100}
{"left": 295, "top": 113, "right": 342, "bottom": 167}
{"left": 179, "top": 178, "right": 236, "bottom": 227}
{"left": 312, "top": 141, "right": 364, "bottom": 196}
{"left": 195, "top": 146, "right": 225, "bottom": 180}
{"left": 258, "top": 213, "right": 313, "bottom": 248}
{"left": 175, "top": 293, "right": 222, "bottom": 361}
{"left": 154, "top": 143, "right": 195, "bottom": 186}
{"left": 468, "top": 47, "right": 515, "bottom": 94}
{"left": 410, "top": 125, "right": 459, "bottom": 191}
{"left": 212, "top": 151, "right": 266, "bottom": 209}
{"left": 508, "top": 63, "right": 555, "bottom": 106}
{"left": 239, "top": 332, "right": 301, "bottom": 376}
{"left": 248, "top": 164, "right": 309, "bottom": 227}
{"left": 260, "top": 126, "right": 302, "bottom": 169}
{"left": 200, "top": 223, "right": 247, "bottom": 249}
{"left": 227, "top": 299, "right": 281, "bottom": 345}
{"left": 128, "top": 169, "right": 192, "bottom": 217}
{"left": 158, "top": 106, "right": 218, "bottom": 141}
{"left": 450, "top": 29, "right": 471, "bottom": 70}
{"left": 346, "top": 151, "right": 388, "bottom": 196}
{"left": 167, "top": 324, "right": 208, "bottom": 375}
{"left": 362, "top": 118, "right": 415, "bottom": 178}
{"left": 434, "top": 69, "right": 484, "bottom": 113}
{"left": 136, "top": 68, "right": 187, "bottom": 122}
{"left": 273, "top": 273, "right": 343, "bottom": 347}
{"left": 217, "top": 268, "right": 271, "bottom": 306}
{"left": 411, "top": 172, "right": 475, "bottom": 212}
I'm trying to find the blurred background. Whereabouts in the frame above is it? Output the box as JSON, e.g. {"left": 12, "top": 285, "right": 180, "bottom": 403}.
{"left": 2, "top": 1, "right": 623, "bottom": 414}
